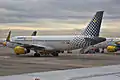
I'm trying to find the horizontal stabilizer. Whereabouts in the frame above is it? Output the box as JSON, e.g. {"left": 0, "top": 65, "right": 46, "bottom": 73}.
{"left": 84, "top": 37, "right": 106, "bottom": 45}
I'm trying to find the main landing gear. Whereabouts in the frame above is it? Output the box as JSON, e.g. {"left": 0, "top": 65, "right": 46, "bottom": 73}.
{"left": 34, "top": 50, "right": 40, "bottom": 57}
{"left": 101, "top": 48, "right": 104, "bottom": 53}
{"left": 33, "top": 50, "right": 59, "bottom": 57}
{"left": 51, "top": 52, "right": 59, "bottom": 57}
{"left": 34, "top": 53, "right": 40, "bottom": 57}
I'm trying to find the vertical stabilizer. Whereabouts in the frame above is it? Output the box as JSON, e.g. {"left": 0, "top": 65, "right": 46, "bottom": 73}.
{"left": 31, "top": 31, "right": 37, "bottom": 36}
{"left": 81, "top": 11, "right": 104, "bottom": 37}
{"left": 6, "top": 31, "right": 11, "bottom": 42}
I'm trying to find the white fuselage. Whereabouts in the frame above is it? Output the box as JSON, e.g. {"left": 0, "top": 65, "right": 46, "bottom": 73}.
{"left": 11, "top": 35, "right": 75, "bottom": 50}
{"left": 11, "top": 35, "right": 97, "bottom": 51}
{"left": 4, "top": 35, "right": 120, "bottom": 51}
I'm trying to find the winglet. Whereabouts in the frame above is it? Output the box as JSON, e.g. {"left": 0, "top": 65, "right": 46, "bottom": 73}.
{"left": 31, "top": 31, "right": 37, "bottom": 36}
{"left": 6, "top": 31, "right": 11, "bottom": 42}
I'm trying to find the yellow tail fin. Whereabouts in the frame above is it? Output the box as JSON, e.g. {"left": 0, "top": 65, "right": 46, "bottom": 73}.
{"left": 6, "top": 31, "right": 11, "bottom": 41}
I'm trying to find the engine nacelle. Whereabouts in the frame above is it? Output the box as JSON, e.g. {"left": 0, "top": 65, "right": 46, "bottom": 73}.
{"left": 2, "top": 42, "right": 7, "bottom": 46}
{"left": 107, "top": 46, "right": 117, "bottom": 52}
{"left": 14, "top": 46, "right": 30, "bottom": 55}
{"left": 14, "top": 46, "right": 26, "bottom": 55}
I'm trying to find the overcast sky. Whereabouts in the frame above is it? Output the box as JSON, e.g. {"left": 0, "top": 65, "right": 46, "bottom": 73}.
{"left": 0, "top": 0, "right": 120, "bottom": 36}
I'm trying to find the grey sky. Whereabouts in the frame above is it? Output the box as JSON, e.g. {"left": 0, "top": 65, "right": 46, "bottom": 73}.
{"left": 0, "top": 0, "right": 120, "bottom": 37}
{"left": 0, "top": 0, "right": 119, "bottom": 23}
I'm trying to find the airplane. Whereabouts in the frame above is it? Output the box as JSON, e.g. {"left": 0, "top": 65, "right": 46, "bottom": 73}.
{"left": 85, "top": 38, "right": 120, "bottom": 53}
{"left": 1, "top": 11, "right": 106, "bottom": 57}
{"left": 0, "top": 31, "right": 37, "bottom": 47}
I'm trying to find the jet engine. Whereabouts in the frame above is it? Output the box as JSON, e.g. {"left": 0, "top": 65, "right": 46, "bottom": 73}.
{"left": 14, "top": 46, "right": 30, "bottom": 55}
{"left": 2, "top": 42, "right": 7, "bottom": 46}
{"left": 107, "top": 46, "right": 117, "bottom": 52}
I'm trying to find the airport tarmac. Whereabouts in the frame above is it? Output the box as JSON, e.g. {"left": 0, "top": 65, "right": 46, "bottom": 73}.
{"left": 1, "top": 47, "right": 120, "bottom": 76}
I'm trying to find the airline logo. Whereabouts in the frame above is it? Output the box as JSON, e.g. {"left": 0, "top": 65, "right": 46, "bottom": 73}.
{"left": 25, "top": 37, "right": 32, "bottom": 40}
{"left": 93, "top": 18, "right": 97, "bottom": 23}
{"left": 17, "top": 37, "right": 32, "bottom": 40}
{"left": 17, "top": 37, "right": 25, "bottom": 39}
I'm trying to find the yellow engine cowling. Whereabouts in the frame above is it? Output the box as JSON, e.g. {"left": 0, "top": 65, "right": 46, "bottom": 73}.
{"left": 2, "top": 42, "right": 7, "bottom": 46}
{"left": 14, "top": 46, "right": 26, "bottom": 55}
{"left": 107, "top": 46, "right": 117, "bottom": 52}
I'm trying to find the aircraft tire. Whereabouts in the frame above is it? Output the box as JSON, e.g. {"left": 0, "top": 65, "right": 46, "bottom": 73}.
{"left": 34, "top": 53, "right": 40, "bottom": 57}
{"left": 101, "top": 51, "right": 104, "bottom": 53}
{"left": 16, "top": 53, "right": 20, "bottom": 55}
{"left": 61, "top": 51, "right": 64, "bottom": 53}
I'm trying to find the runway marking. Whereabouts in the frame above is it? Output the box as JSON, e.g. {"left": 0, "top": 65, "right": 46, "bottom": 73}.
{"left": 0, "top": 56, "right": 11, "bottom": 59}
{"left": 29, "top": 61, "right": 91, "bottom": 67}
{"left": 69, "top": 71, "right": 120, "bottom": 80}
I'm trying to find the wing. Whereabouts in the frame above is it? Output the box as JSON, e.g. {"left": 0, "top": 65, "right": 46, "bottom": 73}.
{"left": 11, "top": 42, "right": 54, "bottom": 50}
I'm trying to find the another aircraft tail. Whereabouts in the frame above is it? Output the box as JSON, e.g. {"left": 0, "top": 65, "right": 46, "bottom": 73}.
{"left": 81, "top": 11, "right": 104, "bottom": 37}
{"left": 31, "top": 31, "right": 37, "bottom": 36}
{"left": 6, "top": 31, "right": 11, "bottom": 42}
